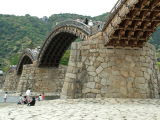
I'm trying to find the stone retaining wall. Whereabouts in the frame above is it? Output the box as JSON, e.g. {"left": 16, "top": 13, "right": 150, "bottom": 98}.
{"left": 3, "top": 70, "right": 20, "bottom": 92}
{"left": 17, "top": 63, "right": 67, "bottom": 94}
{"left": 61, "top": 32, "right": 160, "bottom": 99}
{"left": 0, "top": 75, "right": 4, "bottom": 89}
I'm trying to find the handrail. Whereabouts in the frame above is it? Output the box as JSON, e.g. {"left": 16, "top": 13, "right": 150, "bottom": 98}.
{"left": 53, "top": 20, "right": 91, "bottom": 35}
{"left": 47, "top": 20, "right": 91, "bottom": 41}
{"left": 102, "top": 0, "right": 127, "bottom": 30}
{"left": 16, "top": 48, "right": 38, "bottom": 72}
{"left": 110, "top": 0, "right": 125, "bottom": 14}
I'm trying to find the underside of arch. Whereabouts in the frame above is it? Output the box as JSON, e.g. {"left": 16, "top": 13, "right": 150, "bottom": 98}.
{"left": 17, "top": 55, "right": 33, "bottom": 75}
{"left": 38, "top": 32, "right": 77, "bottom": 67}
{"left": 38, "top": 21, "right": 90, "bottom": 67}
{"left": 16, "top": 49, "right": 38, "bottom": 75}
{"left": 103, "top": 0, "right": 160, "bottom": 47}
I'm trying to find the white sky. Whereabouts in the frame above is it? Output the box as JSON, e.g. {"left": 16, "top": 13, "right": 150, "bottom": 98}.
{"left": 0, "top": 0, "right": 118, "bottom": 18}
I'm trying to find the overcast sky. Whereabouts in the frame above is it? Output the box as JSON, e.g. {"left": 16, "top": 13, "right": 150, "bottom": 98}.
{"left": 0, "top": 0, "right": 118, "bottom": 18}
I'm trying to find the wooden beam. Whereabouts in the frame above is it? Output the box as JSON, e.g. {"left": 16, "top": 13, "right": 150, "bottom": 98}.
{"left": 110, "top": 36, "right": 146, "bottom": 41}
{"left": 134, "top": 8, "right": 160, "bottom": 12}
{"left": 116, "top": 27, "right": 154, "bottom": 32}
{"left": 141, "top": 21, "right": 151, "bottom": 29}
{"left": 150, "top": 0, "right": 160, "bottom": 9}
{"left": 125, "top": 17, "right": 160, "bottom": 22}
{"left": 127, "top": 31, "right": 134, "bottom": 37}
{"left": 150, "top": 11, "right": 160, "bottom": 19}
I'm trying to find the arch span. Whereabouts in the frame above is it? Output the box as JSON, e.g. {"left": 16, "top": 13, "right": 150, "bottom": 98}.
{"left": 103, "top": 0, "right": 160, "bottom": 47}
{"left": 38, "top": 20, "right": 91, "bottom": 67}
{"left": 16, "top": 48, "right": 38, "bottom": 75}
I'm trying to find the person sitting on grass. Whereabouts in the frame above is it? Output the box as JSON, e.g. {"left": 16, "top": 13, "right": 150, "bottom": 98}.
{"left": 27, "top": 97, "right": 36, "bottom": 106}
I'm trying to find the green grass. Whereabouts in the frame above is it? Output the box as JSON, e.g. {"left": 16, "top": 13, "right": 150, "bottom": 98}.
{"left": 60, "top": 50, "right": 70, "bottom": 65}
{"left": 157, "top": 62, "right": 160, "bottom": 69}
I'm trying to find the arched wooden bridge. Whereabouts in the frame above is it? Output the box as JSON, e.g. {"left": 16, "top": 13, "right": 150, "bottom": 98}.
{"left": 37, "top": 20, "right": 92, "bottom": 67}
{"left": 103, "top": 0, "right": 160, "bottom": 47}
{"left": 16, "top": 48, "right": 39, "bottom": 75}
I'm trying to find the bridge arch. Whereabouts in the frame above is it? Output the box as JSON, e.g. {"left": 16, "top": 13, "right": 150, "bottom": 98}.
{"left": 38, "top": 20, "right": 91, "bottom": 67}
{"left": 16, "top": 48, "right": 38, "bottom": 75}
{"left": 102, "top": 0, "right": 160, "bottom": 47}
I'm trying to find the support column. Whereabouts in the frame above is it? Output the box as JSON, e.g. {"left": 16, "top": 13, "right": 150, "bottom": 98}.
{"left": 61, "top": 32, "right": 160, "bottom": 99}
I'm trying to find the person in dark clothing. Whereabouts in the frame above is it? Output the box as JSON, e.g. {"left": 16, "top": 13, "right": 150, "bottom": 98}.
{"left": 84, "top": 18, "right": 89, "bottom": 25}
{"left": 28, "top": 97, "right": 36, "bottom": 106}
{"left": 23, "top": 96, "right": 28, "bottom": 104}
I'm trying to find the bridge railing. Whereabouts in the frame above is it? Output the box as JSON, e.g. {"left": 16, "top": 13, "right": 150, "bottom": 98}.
{"left": 16, "top": 48, "right": 38, "bottom": 71}
{"left": 110, "top": 0, "right": 125, "bottom": 14}
{"left": 53, "top": 20, "right": 92, "bottom": 35}
{"left": 91, "top": 21, "right": 105, "bottom": 35}
{"left": 23, "top": 48, "right": 39, "bottom": 59}
{"left": 102, "top": 0, "right": 127, "bottom": 30}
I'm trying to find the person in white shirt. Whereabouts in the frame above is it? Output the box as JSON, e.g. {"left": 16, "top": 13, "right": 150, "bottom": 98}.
{"left": 26, "top": 89, "right": 31, "bottom": 96}
{"left": 88, "top": 20, "right": 93, "bottom": 26}
{"left": 26, "top": 88, "right": 31, "bottom": 102}
{"left": 4, "top": 92, "right": 8, "bottom": 102}
{"left": 38, "top": 95, "right": 42, "bottom": 101}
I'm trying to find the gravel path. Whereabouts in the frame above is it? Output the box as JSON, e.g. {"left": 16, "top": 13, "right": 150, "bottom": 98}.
{"left": 0, "top": 98, "right": 160, "bottom": 120}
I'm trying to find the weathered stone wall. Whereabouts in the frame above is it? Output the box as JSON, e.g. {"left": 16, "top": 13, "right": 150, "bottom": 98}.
{"left": 17, "top": 63, "right": 67, "bottom": 94}
{"left": 61, "top": 32, "right": 160, "bottom": 99}
{"left": 3, "top": 70, "right": 20, "bottom": 92}
{"left": 0, "top": 75, "right": 4, "bottom": 89}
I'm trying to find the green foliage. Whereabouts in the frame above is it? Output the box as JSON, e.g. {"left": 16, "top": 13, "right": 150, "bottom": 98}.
{"left": 149, "top": 27, "right": 160, "bottom": 49}
{"left": 60, "top": 50, "right": 70, "bottom": 65}
{"left": 93, "top": 13, "right": 109, "bottom": 21}
{"left": 157, "top": 62, "right": 160, "bottom": 70}
{"left": 9, "top": 53, "right": 21, "bottom": 65}
{"left": 0, "top": 14, "right": 49, "bottom": 59}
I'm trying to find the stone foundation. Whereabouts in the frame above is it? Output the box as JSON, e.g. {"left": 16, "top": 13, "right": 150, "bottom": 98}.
{"left": 0, "top": 75, "right": 4, "bottom": 89}
{"left": 17, "top": 63, "right": 67, "bottom": 94}
{"left": 61, "top": 32, "right": 160, "bottom": 99}
{"left": 3, "top": 70, "right": 20, "bottom": 92}
{"left": 3, "top": 63, "right": 67, "bottom": 94}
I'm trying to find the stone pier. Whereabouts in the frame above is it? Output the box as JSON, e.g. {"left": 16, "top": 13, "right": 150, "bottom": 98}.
{"left": 3, "top": 69, "right": 20, "bottom": 92}
{"left": 17, "top": 63, "right": 67, "bottom": 94}
{"left": 3, "top": 63, "right": 67, "bottom": 95}
{"left": 61, "top": 32, "right": 160, "bottom": 99}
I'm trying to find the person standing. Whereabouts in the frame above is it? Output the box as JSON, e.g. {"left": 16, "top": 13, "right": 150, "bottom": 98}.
{"left": 4, "top": 92, "right": 8, "bottom": 102}
{"left": 84, "top": 18, "right": 89, "bottom": 25}
{"left": 38, "top": 95, "right": 42, "bottom": 101}
{"left": 88, "top": 20, "right": 93, "bottom": 26}
{"left": 26, "top": 88, "right": 31, "bottom": 102}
